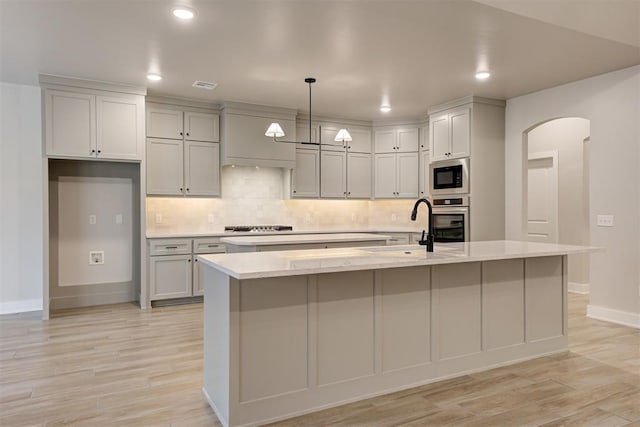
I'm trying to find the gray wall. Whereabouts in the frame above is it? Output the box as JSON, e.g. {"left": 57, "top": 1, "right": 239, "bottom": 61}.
{"left": 0, "top": 82, "right": 43, "bottom": 314}
{"left": 505, "top": 65, "right": 640, "bottom": 323}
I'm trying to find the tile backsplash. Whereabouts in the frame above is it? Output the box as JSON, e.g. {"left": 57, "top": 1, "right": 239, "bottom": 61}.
{"left": 146, "top": 166, "right": 418, "bottom": 233}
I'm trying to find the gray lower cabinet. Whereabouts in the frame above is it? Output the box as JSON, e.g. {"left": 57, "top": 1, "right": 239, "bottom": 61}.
{"left": 149, "top": 254, "right": 193, "bottom": 300}
{"left": 149, "top": 237, "right": 225, "bottom": 301}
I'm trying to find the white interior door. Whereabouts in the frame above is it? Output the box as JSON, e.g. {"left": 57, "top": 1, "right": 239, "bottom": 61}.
{"left": 527, "top": 151, "right": 558, "bottom": 243}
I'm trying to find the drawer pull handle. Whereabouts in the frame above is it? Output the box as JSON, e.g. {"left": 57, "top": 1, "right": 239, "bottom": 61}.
{"left": 207, "top": 244, "right": 218, "bottom": 247}
{"left": 165, "top": 246, "right": 178, "bottom": 249}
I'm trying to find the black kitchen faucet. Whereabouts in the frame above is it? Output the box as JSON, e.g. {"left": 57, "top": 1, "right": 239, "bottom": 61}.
{"left": 410, "top": 198, "right": 434, "bottom": 252}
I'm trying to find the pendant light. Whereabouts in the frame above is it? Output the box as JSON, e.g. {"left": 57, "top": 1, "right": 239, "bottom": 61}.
{"left": 265, "top": 77, "right": 352, "bottom": 147}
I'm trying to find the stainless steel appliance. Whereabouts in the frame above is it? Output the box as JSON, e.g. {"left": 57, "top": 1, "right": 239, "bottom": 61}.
{"left": 224, "top": 225, "right": 293, "bottom": 233}
{"left": 432, "top": 196, "right": 469, "bottom": 242}
{"left": 429, "top": 158, "right": 470, "bottom": 195}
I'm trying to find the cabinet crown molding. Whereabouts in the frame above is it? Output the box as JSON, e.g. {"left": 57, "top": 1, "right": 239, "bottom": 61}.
{"left": 427, "top": 96, "right": 506, "bottom": 115}
{"left": 222, "top": 101, "right": 297, "bottom": 120}
{"left": 146, "top": 95, "right": 221, "bottom": 112}
{"left": 39, "top": 74, "right": 146, "bottom": 96}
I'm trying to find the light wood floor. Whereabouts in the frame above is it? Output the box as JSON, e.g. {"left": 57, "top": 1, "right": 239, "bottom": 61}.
{"left": 1, "top": 294, "right": 638, "bottom": 426}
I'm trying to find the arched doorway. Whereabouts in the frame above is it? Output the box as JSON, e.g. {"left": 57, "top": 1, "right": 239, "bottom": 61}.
{"left": 522, "top": 117, "right": 591, "bottom": 293}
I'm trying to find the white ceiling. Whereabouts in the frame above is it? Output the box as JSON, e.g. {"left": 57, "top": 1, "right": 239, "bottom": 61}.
{"left": 1, "top": 0, "right": 639, "bottom": 121}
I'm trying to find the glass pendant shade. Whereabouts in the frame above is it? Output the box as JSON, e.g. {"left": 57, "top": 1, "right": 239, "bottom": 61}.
{"left": 335, "top": 128, "right": 352, "bottom": 142}
{"left": 265, "top": 122, "right": 285, "bottom": 138}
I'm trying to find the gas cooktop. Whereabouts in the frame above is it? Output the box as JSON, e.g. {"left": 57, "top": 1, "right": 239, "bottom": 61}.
{"left": 224, "top": 225, "right": 294, "bottom": 233}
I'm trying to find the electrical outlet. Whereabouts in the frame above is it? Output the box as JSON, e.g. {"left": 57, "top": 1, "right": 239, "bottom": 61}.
{"left": 89, "top": 251, "right": 104, "bottom": 265}
{"left": 391, "top": 214, "right": 397, "bottom": 222}
{"left": 155, "top": 213, "right": 162, "bottom": 224}
{"left": 597, "top": 215, "right": 614, "bottom": 227}
{"left": 89, "top": 214, "right": 96, "bottom": 225}
{"left": 115, "top": 214, "right": 123, "bottom": 225}
{"left": 351, "top": 213, "right": 356, "bottom": 221}
{"left": 207, "top": 213, "right": 215, "bottom": 224}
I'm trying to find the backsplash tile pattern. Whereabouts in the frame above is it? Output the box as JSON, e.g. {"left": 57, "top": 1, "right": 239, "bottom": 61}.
{"left": 146, "top": 166, "right": 418, "bottom": 234}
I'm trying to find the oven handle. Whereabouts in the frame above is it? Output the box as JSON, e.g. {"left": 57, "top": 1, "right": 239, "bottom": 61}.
{"left": 432, "top": 207, "right": 469, "bottom": 214}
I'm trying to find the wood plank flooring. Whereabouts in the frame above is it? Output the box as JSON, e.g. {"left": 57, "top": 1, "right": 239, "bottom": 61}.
{"left": 0, "top": 294, "right": 638, "bottom": 426}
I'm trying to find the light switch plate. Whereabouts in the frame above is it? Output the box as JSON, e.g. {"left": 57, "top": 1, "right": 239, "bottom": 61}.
{"left": 391, "top": 214, "right": 397, "bottom": 222}
{"left": 597, "top": 214, "right": 614, "bottom": 227}
{"left": 155, "top": 213, "right": 162, "bottom": 224}
{"left": 207, "top": 213, "right": 215, "bottom": 224}
{"left": 89, "top": 214, "right": 97, "bottom": 225}
{"left": 115, "top": 214, "right": 123, "bottom": 225}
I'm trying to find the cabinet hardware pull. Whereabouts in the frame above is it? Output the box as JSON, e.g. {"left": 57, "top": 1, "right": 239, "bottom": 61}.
{"left": 165, "top": 246, "right": 178, "bottom": 249}
{"left": 186, "top": 132, "right": 189, "bottom": 136}
{"left": 179, "top": 188, "right": 183, "bottom": 191}
{"left": 180, "top": 132, "right": 183, "bottom": 136}
{"left": 188, "top": 259, "right": 191, "bottom": 262}
{"left": 207, "top": 244, "right": 218, "bottom": 247}
{"left": 186, "top": 188, "right": 190, "bottom": 192}
{"left": 97, "top": 150, "right": 101, "bottom": 154}
{"left": 91, "top": 149, "right": 96, "bottom": 154}
{"left": 194, "top": 259, "right": 198, "bottom": 262}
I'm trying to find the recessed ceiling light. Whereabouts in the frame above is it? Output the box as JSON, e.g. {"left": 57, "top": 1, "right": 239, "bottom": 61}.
{"left": 146, "top": 73, "right": 162, "bottom": 81}
{"left": 380, "top": 105, "right": 391, "bottom": 113}
{"left": 172, "top": 7, "right": 195, "bottom": 20}
{"left": 475, "top": 71, "right": 491, "bottom": 80}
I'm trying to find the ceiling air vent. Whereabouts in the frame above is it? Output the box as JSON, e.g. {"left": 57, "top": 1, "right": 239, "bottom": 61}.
{"left": 192, "top": 80, "right": 218, "bottom": 90}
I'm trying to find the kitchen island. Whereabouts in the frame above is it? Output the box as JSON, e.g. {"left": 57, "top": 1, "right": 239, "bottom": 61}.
{"left": 198, "top": 241, "right": 597, "bottom": 427}
{"left": 221, "top": 233, "right": 391, "bottom": 252}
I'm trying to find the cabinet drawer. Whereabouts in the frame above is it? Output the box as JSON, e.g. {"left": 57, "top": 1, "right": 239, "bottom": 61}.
{"left": 193, "top": 237, "right": 225, "bottom": 254}
{"left": 149, "top": 239, "right": 192, "bottom": 255}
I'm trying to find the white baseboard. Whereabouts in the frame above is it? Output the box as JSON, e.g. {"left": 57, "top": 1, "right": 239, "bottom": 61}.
{"left": 568, "top": 282, "right": 590, "bottom": 294}
{"left": 587, "top": 304, "right": 640, "bottom": 329}
{"left": 0, "top": 299, "right": 42, "bottom": 315}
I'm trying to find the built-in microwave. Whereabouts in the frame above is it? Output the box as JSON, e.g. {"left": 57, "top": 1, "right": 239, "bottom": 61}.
{"left": 429, "top": 158, "right": 469, "bottom": 195}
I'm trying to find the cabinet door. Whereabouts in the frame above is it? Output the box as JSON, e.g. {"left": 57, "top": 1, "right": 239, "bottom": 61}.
{"left": 292, "top": 149, "right": 319, "bottom": 198}
{"left": 149, "top": 255, "right": 192, "bottom": 300}
{"left": 184, "top": 141, "right": 220, "bottom": 196}
{"left": 184, "top": 112, "right": 219, "bottom": 142}
{"left": 45, "top": 90, "right": 96, "bottom": 157}
{"left": 419, "top": 125, "right": 429, "bottom": 151}
{"left": 320, "top": 126, "right": 343, "bottom": 152}
{"left": 374, "top": 129, "right": 396, "bottom": 153}
{"left": 320, "top": 150, "right": 346, "bottom": 198}
{"left": 348, "top": 128, "right": 372, "bottom": 153}
{"left": 430, "top": 113, "right": 449, "bottom": 161}
{"left": 396, "top": 152, "right": 419, "bottom": 198}
{"left": 347, "top": 153, "right": 372, "bottom": 199}
{"left": 193, "top": 257, "right": 204, "bottom": 296}
{"left": 146, "top": 138, "right": 184, "bottom": 195}
{"left": 419, "top": 150, "right": 431, "bottom": 197}
{"left": 374, "top": 153, "right": 397, "bottom": 198}
{"left": 449, "top": 107, "right": 470, "bottom": 159}
{"left": 396, "top": 127, "right": 419, "bottom": 152}
{"left": 147, "top": 108, "right": 183, "bottom": 139}
{"left": 96, "top": 95, "right": 143, "bottom": 160}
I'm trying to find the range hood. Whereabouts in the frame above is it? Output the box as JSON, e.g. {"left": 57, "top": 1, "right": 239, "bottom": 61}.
{"left": 220, "top": 102, "right": 297, "bottom": 169}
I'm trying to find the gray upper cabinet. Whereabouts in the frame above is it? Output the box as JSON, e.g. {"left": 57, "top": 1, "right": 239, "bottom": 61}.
{"left": 44, "top": 88, "right": 144, "bottom": 160}
{"left": 320, "top": 150, "right": 347, "bottom": 198}
{"left": 347, "top": 128, "right": 372, "bottom": 153}
{"left": 184, "top": 141, "right": 220, "bottom": 196}
{"left": 292, "top": 149, "right": 320, "bottom": 198}
{"left": 146, "top": 138, "right": 184, "bottom": 196}
{"left": 146, "top": 108, "right": 184, "bottom": 140}
{"left": 374, "top": 126, "right": 419, "bottom": 153}
{"left": 147, "top": 107, "right": 219, "bottom": 142}
{"left": 184, "top": 112, "right": 220, "bottom": 142}
{"left": 429, "top": 106, "right": 470, "bottom": 161}
{"left": 346, "top": 152, "right": 372, "bottom": 198}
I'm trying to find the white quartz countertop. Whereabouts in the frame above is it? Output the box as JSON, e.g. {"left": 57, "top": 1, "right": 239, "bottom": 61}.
{"left": 146, "top": 226, "right": 423, "bottom": 239}
{"left": 197, "top": 240, "right": 601, "bottom": 280}
{"left": 221, "top": 233, "right": 391, "bottom": 246}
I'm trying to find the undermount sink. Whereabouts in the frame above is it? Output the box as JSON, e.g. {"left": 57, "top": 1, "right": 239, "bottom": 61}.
{"left": 360, "top": 244, "right": 463, "bottom": 259}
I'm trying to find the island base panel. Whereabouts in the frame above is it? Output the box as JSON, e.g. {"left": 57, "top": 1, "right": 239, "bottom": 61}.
{"left": 203, "top": 255, "right": 567, "bottom": 427}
